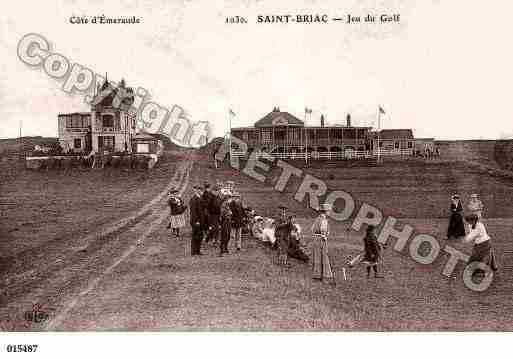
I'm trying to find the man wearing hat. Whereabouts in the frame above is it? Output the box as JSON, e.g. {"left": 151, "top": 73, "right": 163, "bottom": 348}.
{"left": 230, "top": 192, "right": 245, "bottom": 251}
{"left": 189, "top": 184, "right": 205, "bottom": 255}
{"left": 207, "top": 184, "right": 223, "bottom": 244}
{"left": 201, "top": 182, "right": 216, "bottom": 243}
{"left": 219, "top": 193, "right": 233, "bottom": 255}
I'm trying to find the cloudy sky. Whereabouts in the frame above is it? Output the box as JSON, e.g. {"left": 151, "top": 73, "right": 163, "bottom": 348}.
{"left": 1, "top": 0, "right": 512, "bottom": 140}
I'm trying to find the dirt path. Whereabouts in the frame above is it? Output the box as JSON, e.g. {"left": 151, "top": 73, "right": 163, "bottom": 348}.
{"left": 0, "top": 153, "right": 194, "bottom": 331}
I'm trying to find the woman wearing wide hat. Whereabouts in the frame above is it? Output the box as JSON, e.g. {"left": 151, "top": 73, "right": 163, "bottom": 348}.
{"left": 310, "top": 204, "right": 335, "bottom": 284}
{"left": 446, "top": 194, "right": 465, "bottom": 240}
{"left": 166, "top": 188, "right": 187, "bottom": 238}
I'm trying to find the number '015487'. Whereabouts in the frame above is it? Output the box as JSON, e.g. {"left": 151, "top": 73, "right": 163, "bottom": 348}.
{"left": 6, "top": 344, "right": 38, "bottom": 353}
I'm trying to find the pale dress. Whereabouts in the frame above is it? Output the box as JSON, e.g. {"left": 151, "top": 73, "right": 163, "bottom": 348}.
{"left": 311, "top": 216, "right": 334, "bottom": 280}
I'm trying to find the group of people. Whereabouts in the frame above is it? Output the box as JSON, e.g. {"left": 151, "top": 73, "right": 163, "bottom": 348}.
{"left": 167, "top": 181, "right": 251, "bottom": 256}
{"left": 446, "top": 193, "right": 498, "bottom": 277}
{"left": 166, "top": 184, "right": 498, "bottom": 284}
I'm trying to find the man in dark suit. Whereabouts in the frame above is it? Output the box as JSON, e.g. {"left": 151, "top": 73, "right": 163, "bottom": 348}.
{"left": 201, "top": 182, "right": 216, "bottom": 242}
{"left": 189, "top": 185, "right": 204, "bottom": 255}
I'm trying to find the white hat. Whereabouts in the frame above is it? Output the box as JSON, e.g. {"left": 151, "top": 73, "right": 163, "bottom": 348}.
{"left": 319, "top": 203, "right": 332, "bottom": 212}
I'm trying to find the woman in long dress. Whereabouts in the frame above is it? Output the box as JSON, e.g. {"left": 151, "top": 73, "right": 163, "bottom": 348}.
{"left": 166, "top": 188, "right": 187, "bottom": 238}
{"left": 463, "top": 214, "right": 498, "bottom": 277}
{"left": 310, "top": 204, "right": 335, "bottom": 284}
{"left": 447, "top": 194, "right": 465, "bottom": 240}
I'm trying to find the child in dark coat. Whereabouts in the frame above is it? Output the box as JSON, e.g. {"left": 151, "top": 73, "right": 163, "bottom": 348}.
{"left": 362, "top": 225, "right": 385, "bottom": 278}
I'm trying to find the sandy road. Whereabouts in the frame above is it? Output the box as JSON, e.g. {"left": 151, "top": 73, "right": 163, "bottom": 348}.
{"left": 0, "top": 154, "right": 194, "bottom": 331}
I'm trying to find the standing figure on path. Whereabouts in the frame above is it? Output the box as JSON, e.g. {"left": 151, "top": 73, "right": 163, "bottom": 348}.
{"left": 467, "top": 193, "right": 484, "bottom": 220}
{"left": 310, "top": 204, "right": 335, "bottom": 284}
{"left": 274, "top": 205, "right": 291, "bottom": 265}
{"left": 446, "top": 194, "right": 466, "bottom": 240}
{"left": 219, "top": 194, "right": 233, "bottom": 256}
{"left": 207, "top": 184, "right": 223, "bottom": 244}
{"left": 463, "top": 214, "right": 498, "bottom": 279}
{"left": 189, "top": 185, "right": 205, "bottom": 256}
{"left": 201, "top": 182, "right": 215, "bottom": 243}
{"left": 166, "top": 188, "right": 187, "bottom": 239}
{"left": 362, "top": 225, "right": 385, "bottom": 278}
{"left": 230, "top": 193, "right": 245, "bottom": 251}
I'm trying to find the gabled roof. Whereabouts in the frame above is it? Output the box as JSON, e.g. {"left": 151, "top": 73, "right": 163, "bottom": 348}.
{"left": 254, "top": 108, "right": 304, "bottom": 127}
{"left": 378, "top": 129, "right": 414, "bottom": 139}
{"left": 92, "top": 79, "right": 134, "bottom": 109}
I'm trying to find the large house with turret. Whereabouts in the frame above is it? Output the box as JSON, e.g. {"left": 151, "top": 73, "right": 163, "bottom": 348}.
{"left": 58, "top": 79, "right": 137, "bottom": 154}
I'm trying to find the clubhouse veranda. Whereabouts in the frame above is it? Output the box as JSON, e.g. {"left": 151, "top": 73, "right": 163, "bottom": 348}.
{"left": 230, "top": 107, "right": 435, "bottom": 160}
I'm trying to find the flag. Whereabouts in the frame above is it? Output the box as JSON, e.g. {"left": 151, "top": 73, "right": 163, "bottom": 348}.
{"left": 379, "top": 106, "right": 386, "bottom": 115}
{"left": 305, "top": 107, "right": 312, "bottom": 114}
{"left": 229, "top": 108, "right": 236, "bottom": 117}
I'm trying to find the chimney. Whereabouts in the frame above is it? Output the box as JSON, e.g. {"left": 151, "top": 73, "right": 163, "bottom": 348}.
{"left": 346, "top": 113, "right": 351, "bottom": 127}
{"left": 320, "top": 114, "right": 325, "bottom": 127}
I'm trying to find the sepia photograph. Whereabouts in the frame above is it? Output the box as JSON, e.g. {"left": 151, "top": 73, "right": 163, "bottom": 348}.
{"left": 1, "top": 0, "right": 512, "bottom": 357}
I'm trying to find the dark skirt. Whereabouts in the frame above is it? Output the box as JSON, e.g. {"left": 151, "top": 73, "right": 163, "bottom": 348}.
{"left": 447, "top": 213, "right": 466, "bottom": 238}
{"left": 469, "top": 240, "right": 498, "bottom": 271}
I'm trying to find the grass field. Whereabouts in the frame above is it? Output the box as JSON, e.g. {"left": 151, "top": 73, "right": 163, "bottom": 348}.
{"left": 1, "top": 149, "right": 512, "bottom": 331}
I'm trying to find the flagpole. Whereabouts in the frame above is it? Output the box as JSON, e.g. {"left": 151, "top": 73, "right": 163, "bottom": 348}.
{"left": 229, "top": 110, "right": 232, "bottom": 160}
{"left": 19, "top": 120, "right": 23, "bottom": 160}
{"left": 377, "top": 106, "right": 381, "bottom": 164}
{"left": 304, "top": 108, "right": 307, "bottom": 164}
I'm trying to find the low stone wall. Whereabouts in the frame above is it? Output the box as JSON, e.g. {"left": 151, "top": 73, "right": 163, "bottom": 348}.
{"left": 25, "top": 153, "right": 161, "bottom": 170}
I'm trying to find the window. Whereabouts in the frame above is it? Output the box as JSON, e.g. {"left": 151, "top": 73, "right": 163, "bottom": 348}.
{"left": 64, "top": 114, "right": 90, "bottom": 128}
{"left": 395, "top": 141, "right": 400, "bottom": 149}
{"left": 102, "top": 114, "right": 114, "bottom": 128}
{"left": 137, "top": 143, "right": 149, "bottom": 153}
{"left": 100, "top": 136, "right": 115, "bottom": 151}
{"left": 289, "top": 129, "right": 300, "bottom": 141}
{"left": 344, "top": 129, "right": 356, "bottom": 139}
{"left": 318, "top": 129, "right": 328, "bottom": 139}
{"left": 275, "top": 129, "right": 286, "bottom": 140}
{"left": 379, "top": 141, "right": 383, "bottom": 148}
{"left": 248, "top": 131, "right": 259, "bottom": 141}
{"left": 74, "top": 138, "right": 82, "bottom": 149}
{"left": 407, "top": 141, "right": 413, "bottom": 148}
{"left": 262, "top": 130, "right": 271, "bottom": 143}
{"left": 332, "top": 129, "right": 343, "bottom": 140}
{"left": 307, "top": 130, "right": 315, "bottom": 140}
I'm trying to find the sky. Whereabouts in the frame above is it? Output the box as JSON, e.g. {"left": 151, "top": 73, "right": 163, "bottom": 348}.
{"left": 1, "top": 0, "right": 513, "bottom": 141}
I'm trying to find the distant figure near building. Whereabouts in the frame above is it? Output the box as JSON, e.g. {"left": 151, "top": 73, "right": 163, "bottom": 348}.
{"left": 189, "top": 185, "right": 205, "bottom": 256}
{"left": 311, "top": 204, "right": 335, "bottom": 284}
{"left": 447, "top": 194, "right": 466, "bottom": 240}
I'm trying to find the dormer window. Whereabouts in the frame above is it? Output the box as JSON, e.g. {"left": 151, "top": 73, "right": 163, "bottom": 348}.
{"left": 102, "top": 114, "right": 114, "bottom": 127}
